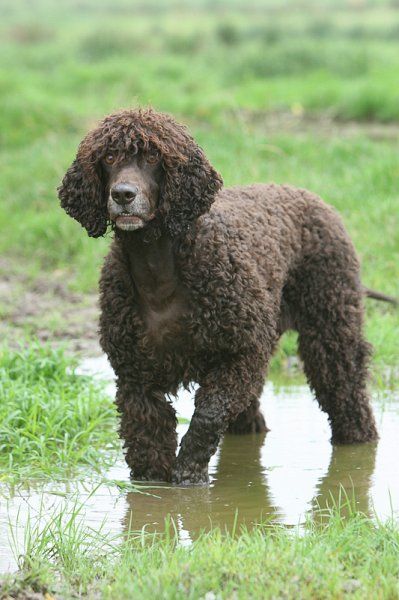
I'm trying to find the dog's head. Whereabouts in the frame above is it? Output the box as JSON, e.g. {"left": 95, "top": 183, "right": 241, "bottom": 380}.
{"left": 58, "top": 108, "right": 223, "bottom": 238}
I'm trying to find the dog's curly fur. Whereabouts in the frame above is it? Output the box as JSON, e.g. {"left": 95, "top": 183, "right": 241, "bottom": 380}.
{"left": 59, "top": 108, "right": 378, "bottom": 485}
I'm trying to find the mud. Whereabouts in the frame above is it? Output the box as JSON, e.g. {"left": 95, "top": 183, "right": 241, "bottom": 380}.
{"left": 234, "top": 108, "right": 399, "bottom": 141}
{"left": 0, "top": 259, "right": 101, "bottom": 356}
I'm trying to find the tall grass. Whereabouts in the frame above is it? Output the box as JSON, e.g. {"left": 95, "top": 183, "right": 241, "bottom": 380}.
{"left": 0, "top": 343, "right": 120, "bottom": 483}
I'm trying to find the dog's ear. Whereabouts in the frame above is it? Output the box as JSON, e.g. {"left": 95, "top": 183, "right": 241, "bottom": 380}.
{"left": 58, "top": 157, "right": 108, "bottom": 238}
{"left": 161, "top": 145, "right": 223, "bottom": 237}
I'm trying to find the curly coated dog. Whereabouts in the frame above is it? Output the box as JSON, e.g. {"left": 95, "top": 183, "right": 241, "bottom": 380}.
{"left": 59, "top": 108, "right": 386, "bottom": 485}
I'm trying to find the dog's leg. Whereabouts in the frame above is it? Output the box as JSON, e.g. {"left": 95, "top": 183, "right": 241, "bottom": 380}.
{"left": 172, "top": 355, "right": 267, "bottom": 485}
{"left": 293, "top": 265, "right": 378, "bottom": 444}
{"left": 116, "top": 380, "right": 177, "bottom": 482}
{"left": 227, "top": 394, "right": 269, "bottom": 434}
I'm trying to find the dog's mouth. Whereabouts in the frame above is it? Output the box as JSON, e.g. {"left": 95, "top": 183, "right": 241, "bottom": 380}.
{"left": 114, "top": 214, "right": 145, "bottom": 231}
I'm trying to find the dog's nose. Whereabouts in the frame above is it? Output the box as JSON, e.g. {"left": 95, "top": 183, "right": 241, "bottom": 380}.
{"left": 111, "top": 183, "right": 138, "bottom": 205}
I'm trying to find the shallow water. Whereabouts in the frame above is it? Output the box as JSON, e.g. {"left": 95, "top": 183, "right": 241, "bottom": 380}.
{"left": 1, "top": 355, "right": 398, "bottom": 572}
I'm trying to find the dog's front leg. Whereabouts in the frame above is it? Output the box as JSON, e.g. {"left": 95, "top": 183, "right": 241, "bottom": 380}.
{"left": 172, "top": 354, "right": 267, "bottom": 485}
{"left": 116, "top": 380, "right": 178, "bottom": 482}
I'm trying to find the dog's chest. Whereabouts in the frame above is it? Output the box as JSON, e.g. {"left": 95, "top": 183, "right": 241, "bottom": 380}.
{"left": 143, "top": 294, "right": 188, "bottom": 348}
{"left": 134, "top": 271, "right": 193, "bottom": 353}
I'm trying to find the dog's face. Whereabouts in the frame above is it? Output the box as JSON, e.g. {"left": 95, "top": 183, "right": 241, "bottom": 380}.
{"left": 103, "top": 149, "right": 163, "bottom": 232}
{"left": 58, "top": 108, "right": 223, "bottom": 238}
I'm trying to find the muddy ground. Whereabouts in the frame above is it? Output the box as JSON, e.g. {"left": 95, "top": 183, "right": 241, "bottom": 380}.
{"left": 0, "top": 258, "right": 101, "bottom": 356}
{"left": 236, "top": 109, "right": 399, "bottom": 140}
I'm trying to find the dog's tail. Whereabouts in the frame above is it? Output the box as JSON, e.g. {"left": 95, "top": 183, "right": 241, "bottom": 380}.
{"left": 363, "top": 287, "right": 398, "bottom": 306}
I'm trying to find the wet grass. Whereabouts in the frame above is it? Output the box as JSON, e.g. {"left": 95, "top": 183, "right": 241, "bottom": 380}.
{"left": 2, "top": 496, "right": 399, "bottom": 599}
{"left": 0, "top": 344, "right": 120, "bottom": 484}
{"left": 0, "top": 344, "right": 194, "bottom": 486}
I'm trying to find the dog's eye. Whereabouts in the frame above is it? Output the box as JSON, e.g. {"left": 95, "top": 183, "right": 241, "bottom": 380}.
{"left": 104, "top": 153, "right": 116, "bottom": 166}
{"left": 146, "top": 151, "right": 160, "bottom": 165}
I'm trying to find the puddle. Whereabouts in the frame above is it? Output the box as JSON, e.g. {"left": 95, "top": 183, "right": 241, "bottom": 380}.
{"left": 1, "top": 355, "right": 398, "bottom": 572}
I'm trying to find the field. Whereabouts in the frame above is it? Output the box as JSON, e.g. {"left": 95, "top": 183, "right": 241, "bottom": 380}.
{"left": 0, "top": 0, "right": 399, "bottom": 597}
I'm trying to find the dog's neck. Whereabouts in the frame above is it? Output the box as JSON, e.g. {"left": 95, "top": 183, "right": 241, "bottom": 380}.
{"left": 118, "top": 230, "right": 180, "bottom": 310}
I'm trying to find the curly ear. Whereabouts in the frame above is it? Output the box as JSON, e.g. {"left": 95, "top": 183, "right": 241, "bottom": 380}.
{"left": 58, "top": 158, "right": 107, "bottom": 238}
{"left": 161, "top": 146, "right": 223, "bottom": 237}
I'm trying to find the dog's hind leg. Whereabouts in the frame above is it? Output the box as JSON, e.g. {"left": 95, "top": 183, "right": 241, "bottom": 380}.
{"left": 227, "top": 394, "right": 269, "bottom": 434}
{"left": 225, "top": 300, "right": 295, "bottom": 437}
{"left": 289, "top": 253, "right": 378, "bottom": 444}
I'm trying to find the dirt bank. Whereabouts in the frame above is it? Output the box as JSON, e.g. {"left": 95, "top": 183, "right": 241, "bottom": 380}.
{"left": 0, "top": 259, "right": 101, "bottom": 356}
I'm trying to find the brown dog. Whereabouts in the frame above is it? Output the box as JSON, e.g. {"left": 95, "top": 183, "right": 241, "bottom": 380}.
{"left": 59, "top": 108, "right": 385, "bottom": 485}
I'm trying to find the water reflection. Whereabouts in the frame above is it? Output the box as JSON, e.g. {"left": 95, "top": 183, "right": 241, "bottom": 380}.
{"left": 123, "top": 433, "right": 276, "bottom": 541}
{"left": 124, "top": 432, "right": 379, "bottom": 542}
{"left": 312, "top": 443, "right": 378, "bottom": 519}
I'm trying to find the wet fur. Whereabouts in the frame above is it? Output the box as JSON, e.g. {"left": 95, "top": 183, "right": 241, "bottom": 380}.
{"left": 58, "top": 108, "right": 378, "bottom": 485}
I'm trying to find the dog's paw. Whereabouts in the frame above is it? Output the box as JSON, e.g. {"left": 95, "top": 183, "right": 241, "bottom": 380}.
{"left": 129, "top": 468, "right": 172, "bottom": 483}
{"left": 331, "top": 421, "right": 379, "bottom": 444}
{"left": 172, "top": 461, "right": 209, "bottom": 486}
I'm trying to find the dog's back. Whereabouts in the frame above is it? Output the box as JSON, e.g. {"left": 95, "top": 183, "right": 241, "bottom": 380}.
{"left": 199, "top": 183, "right": 348, "bottom": 290}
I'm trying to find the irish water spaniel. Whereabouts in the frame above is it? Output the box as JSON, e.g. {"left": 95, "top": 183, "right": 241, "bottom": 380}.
{"left": 58, "top": 108, "right": 383, "bottom": 485}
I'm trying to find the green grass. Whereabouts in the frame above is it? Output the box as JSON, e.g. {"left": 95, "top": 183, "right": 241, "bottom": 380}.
{"left": 3, "top": 497, "right": 399, "bottom": 599}
{"left": 0, "top": 343, "right": 120, "bottom": 483}
{"left": 2, "top": 1, "right": 399, "bottom": 125}
{"left": 0, "top": 344, "right": 193, "bottom": 485}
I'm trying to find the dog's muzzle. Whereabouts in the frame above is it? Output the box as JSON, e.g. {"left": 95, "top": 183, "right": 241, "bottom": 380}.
{"left": 108, "top": 183, "right": 155, "bottom": 231}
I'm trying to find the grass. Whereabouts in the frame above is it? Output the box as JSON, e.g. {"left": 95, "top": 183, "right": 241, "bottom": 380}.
{"left": 0, "top": 343, "right": 192, "bottom": 486}
{"left": 2, "top": 496, "right": 399, "bottom": 599}
{"left": 0, "top": 343, "right": 120, "bottom": 484}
